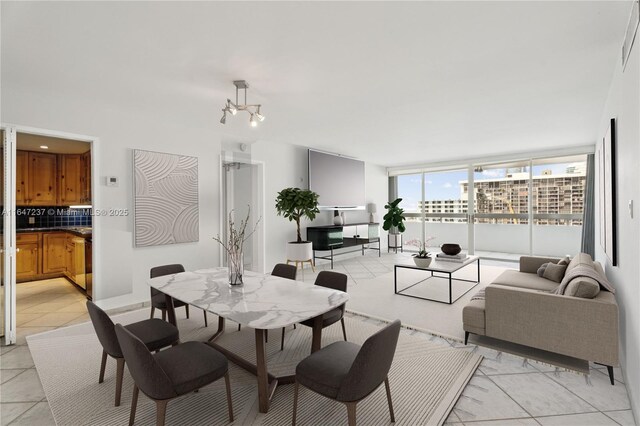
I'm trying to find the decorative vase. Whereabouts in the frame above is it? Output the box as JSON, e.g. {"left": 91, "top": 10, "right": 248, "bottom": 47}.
{"left": 413, "top": 257, "right": 433, "bottom": 268}
{"left": 441, "top": 243, "right": 462, "bottom": 255}
{"left": 333, "top": 210, "right": 343, "bottom": 225}
{"left": 340, "top": 211, "right": 346, "bottom": 224}
{"left": 228, "top": 249, "right": 244, "bottom": 286}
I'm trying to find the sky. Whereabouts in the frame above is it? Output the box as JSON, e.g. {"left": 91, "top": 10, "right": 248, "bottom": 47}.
{"left": 397, "top": 162, "right": 584, "bottom": 212}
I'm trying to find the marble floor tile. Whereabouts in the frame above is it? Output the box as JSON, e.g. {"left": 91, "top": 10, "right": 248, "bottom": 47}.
{"left": 20, "top": 311, "right": 86, "bottom": 327}
{"left": 535, "top": 412, "right": 619, "bottom": 425}
{"left": 452, "top": 375, "right": 530, "bottom": 422}
{"left": 444, "top": 410, "right": 462, "bottom": 424}
{"left": 19, "top": 301, "right": 78, "bottom": 314}
{"left": 0, "top": 346, "right": 35, "bottom": 369}
{"left": 14, "top": 327, "right": 57, "bottom": 345}
{"left": 0, "top": 402, "right": 37, "bottom": 424}
{"left": 0, "top": 369, "right": 45, "bottom": 403}
{"left": 16, "top": 313, "right": 45, "bottom": 326}
{"left": 0, "top": 345, "right": 17, "bottom": 355}
{"left": 592, "top": 366, "right": 625, "bottom": 384}
{"left": 490, "top": 373, "right": 596, "bottom": 417}
{"left": 11, "top": 401, "right": 56, "bottom": 425}
{"left": 544, "top": 371, "right": 631, "bottom": 412}
{"left": 1, "top": 369, "right": 27, "bottom": 385}
{"left": 479, "top": 352, "right": 541, "bottom": 376}
{"left": 603, "top": 410, "right": 637, "bottom": 426}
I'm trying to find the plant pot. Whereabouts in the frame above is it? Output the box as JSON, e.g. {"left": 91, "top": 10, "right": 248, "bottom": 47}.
{"left": 413, "top": 257, "right": 432, "bottom": 268}
{"left": 286, "top": 241, "right": 313, "bottom": 261}
{"left": 441, "top": 243, "right": 462, "bottom": 255}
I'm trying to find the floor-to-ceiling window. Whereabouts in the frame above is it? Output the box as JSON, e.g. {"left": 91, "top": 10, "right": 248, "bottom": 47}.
{"left": 391, "top": 153, "right": 588, "bottom": 260}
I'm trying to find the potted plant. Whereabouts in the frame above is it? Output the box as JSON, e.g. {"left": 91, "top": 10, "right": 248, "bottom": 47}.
{"left": 382, "top": 198, "right": 406, "bottom": 252}
{"left": 408, "top": 237, "right": 435, "bottom": 268}
{"left": 275, "top": 187, "right": 320, "bottom": 263}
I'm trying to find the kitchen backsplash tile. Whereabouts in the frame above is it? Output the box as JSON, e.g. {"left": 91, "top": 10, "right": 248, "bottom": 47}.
{"left": 14, "top": 206, "right": 92, "bottom": 229}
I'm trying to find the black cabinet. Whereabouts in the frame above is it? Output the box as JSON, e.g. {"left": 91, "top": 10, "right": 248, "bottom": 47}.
{"left": 307, "top": 223, "right": 380, "bottom": 268}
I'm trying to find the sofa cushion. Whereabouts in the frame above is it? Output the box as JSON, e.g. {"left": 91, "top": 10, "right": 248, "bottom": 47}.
{"left": 564, "top": 276, "right": 601, "bottom": 298}
{"left": 558, "top": 256, "right": 571, "bottom": 266}
{"left": 565, "top": 253, "right": 594, "bottom": 275}
{"left": 492, "top": 270, "right": 558, "bottom": 292}
{"left": 537, "top": 262, "right": 550, "bottom": 277}
{"left": 542, "top": 263, "right": 567, "bottom": 283}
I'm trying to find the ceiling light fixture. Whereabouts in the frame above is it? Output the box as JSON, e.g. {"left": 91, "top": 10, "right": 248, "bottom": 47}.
{"left": 40, "top": 145, "right": 49, "bottom": 149}
{"left": 219, "top": 80, "right": 264, "bottom": 127}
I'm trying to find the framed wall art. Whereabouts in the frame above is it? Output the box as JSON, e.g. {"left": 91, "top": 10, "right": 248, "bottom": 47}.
{"left": 599, "top": 118, "right": 617, "bottom": 266}
{"left": 133, "top": 149, "right": 199, "bottom": 247}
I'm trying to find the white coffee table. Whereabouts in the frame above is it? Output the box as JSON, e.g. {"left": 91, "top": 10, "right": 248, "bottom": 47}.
{"left": 394, "top": 255, "right": 480, "bottom": 304}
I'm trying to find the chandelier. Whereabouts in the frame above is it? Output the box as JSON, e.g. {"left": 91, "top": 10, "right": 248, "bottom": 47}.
{"left": 220, "top": 80, "right": 265, "bottom": 127}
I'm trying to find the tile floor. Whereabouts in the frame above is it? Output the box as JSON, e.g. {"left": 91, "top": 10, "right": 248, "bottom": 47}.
{"left": 0, "top": 255, "right": 636, "bottom": 425}
{"left": 1, "top": 278, "right": 88, "bottom": 424}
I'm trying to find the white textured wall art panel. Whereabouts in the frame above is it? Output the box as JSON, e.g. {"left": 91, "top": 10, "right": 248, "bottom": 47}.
{"left": 134, "top": 149, "right": 199, "bottom": 247}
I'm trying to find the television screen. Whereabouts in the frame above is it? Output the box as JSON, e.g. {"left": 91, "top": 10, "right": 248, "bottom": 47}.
{"left": 308, "top": 149, "right": 365, "bottom": 209}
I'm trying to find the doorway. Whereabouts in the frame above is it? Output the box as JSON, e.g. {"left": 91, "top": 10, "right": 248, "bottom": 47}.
{"left": 221, "top": 159, "right": 265, "bottom": 274}
{"left": 2, "top": 126, "right": 96, "bottom": 345}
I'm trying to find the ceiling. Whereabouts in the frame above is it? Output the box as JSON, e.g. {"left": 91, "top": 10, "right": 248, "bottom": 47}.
{"left": 16, "top": 133, "right": 90, "bottom": 154}
{"left": 1, "top": 1, "right": 632, "bottom": 167}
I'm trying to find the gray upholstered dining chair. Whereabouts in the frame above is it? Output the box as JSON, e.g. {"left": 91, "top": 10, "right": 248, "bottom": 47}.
{"left": 292, "top": 319, "right": 401, "bottom": 426}
{"left": 86, "top": 301, "right": 179, "bottom": 407}
{"left": 150, "top": 264, "right": 208, "bottom": 327}
{"left": 115, "top": 324, "right": 234, "bottom": 426}
{"left": 294, "top": 271, "right": 348, "bottom": 349}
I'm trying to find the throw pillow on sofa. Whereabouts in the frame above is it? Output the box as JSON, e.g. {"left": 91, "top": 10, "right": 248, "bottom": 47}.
{"left": 564, "top": 277, "right": 601, "bottom": 298}
{"left": 542, "top": 263, "right": 567, "bottom": 283}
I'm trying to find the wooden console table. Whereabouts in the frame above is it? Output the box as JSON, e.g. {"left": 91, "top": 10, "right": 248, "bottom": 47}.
{"left": 307, "top": 222, "right": 380, "bottom": 268}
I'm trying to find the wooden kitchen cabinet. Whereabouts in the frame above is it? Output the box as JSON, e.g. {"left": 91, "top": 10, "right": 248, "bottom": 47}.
{"left": 42, "top": 232, "right": 67, "bottom": 274}
{"left": 16, "top": 233, "right": 40, "bottom": 281}
{"left": 80, "top": 151, "right": 91, "bottom": 204}
{"left": 59, "top": 154, "right": 82, "bottom": 205}
{"left": 16, "top": 151, "right": 29, "bottom": 205}
{"left": 27, "top": 152, "right": 57, "bottom": 206}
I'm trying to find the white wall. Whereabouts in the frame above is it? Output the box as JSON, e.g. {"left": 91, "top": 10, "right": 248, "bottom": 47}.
{"left": 594, "top": 19, "right": 640, "bottom": 419}
{"left": 251, "top": 140, "right": 388, "bottom": 272}
{"left": 1, "top": 89, "right": 224, "bottom": 304}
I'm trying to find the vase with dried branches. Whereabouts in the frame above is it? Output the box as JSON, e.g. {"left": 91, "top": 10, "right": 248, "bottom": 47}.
{"left": 213, "top": 206, "right": 261, "bottom": 286}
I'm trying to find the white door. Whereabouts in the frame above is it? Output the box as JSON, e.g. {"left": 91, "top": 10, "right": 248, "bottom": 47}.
{"left": 2, "top": 127, "right": 17, "bottom": 345}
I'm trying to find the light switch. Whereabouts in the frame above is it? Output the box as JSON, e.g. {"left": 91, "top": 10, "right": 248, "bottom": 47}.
{"left": 28, "top": 217, "right": 35, "bottom": 225}
{"left": 106, "top": 176, "right": 119, "bottom": 187}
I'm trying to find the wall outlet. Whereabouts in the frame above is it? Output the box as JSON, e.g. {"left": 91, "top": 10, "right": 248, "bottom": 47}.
{"left": 28, "top": 217, "right": 35, "bottom": 225}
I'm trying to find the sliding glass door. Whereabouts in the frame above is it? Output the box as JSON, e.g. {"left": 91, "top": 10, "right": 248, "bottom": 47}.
{"left": 423, "top": 169, "right": 469, "bottom": 253}
{"left": 393, "top": 153, "right": 588, "bottom": 261}
{"left": 472, "top": 161, "right": 531, "bottom": 260}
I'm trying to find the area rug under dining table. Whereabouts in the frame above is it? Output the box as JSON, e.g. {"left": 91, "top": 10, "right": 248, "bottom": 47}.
{"left": 27, "top": 308, "right": 482, "bottom": 425}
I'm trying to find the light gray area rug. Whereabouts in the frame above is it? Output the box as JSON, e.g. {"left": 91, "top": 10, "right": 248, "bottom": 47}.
{"left": 346, "top": 264, "right": 507, "bottom": 341}
{"left": 27, "top": 309, "right": 482, "bottom": 425}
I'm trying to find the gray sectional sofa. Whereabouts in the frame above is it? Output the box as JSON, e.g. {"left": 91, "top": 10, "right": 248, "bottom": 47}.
{"left": 463, "top": 253, "right": 619, "bottom": 384}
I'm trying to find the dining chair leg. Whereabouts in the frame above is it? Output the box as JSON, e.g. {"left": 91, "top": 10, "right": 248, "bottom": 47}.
{"left": 129, "top": 384, "right": 139, "bottom": 426}
{"left": 294, "top": 324, "right": 297, "bottom": 329}
{"left": 346, "top": 402, "right": 357, "bottom": 426}
{"left": 203, "top": 311, "right": 208, "bottom": 327}
{"left": 238, "top": 323, "right": 242, "bottom": 332}
{"left": 224, "top": 372, "right": 234, "bottom": 422}
{"left": 384, "top": 377, "right": 395, "bottom": 423}
{"left": 161, "top": 310, "right": 166, "bottom": 321}
{"left": 292, "top": 381, "right": 299, "bottom": 426}
{"left": 115, "top": 358, "right": 125, "bottom": 406}
{"left": 150, "top": 306, "right": 155, "bottom": 319}
{"left": 281, "top": 327, "right": 286, "bottom": 351}
{"left": 341, "top": 318, "right": 347, "bottom": 341}
{"left": 156, "top": 400, "right": 168, "bottom": 426}
{"left": 98, "top": 350, "right": 107, "bottom": 383}
{"left": 185, "top": 305, "right": 190, "bottom": 319}
{"left": 265, "top": 329, "right": 269, "bottom": 343}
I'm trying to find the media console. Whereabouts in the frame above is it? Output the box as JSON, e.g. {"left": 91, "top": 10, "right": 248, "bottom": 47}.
{"left": 307, "top": 222, "right": 380, "bottom": 269}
